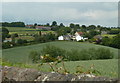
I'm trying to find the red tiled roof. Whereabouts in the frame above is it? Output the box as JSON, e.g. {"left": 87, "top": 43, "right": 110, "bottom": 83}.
{"left": 77, "top": 32, "right": 83, "bottom": 35}
{"left": 35, "top": 26, "right": 44, "bottom": 28}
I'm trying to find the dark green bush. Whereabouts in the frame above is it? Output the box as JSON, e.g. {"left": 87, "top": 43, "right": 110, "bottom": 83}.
{"left": 41, "top": 45, "right": 66, "bottom": 58}
{"left": 66, "top": 48, "right": 114, "bottom": 61}
{"left": 29, "top": 51, "right": 40, "bottom": 63}
{"left": 78, "top": 39, "right": 84, "bottom": 42}
{"left": 101, "top": 34, "right": 120, "bottom": 49}
{"left": 2, "top": 42, "right": 12, "bottom": 49}
{"left": 80, "top": 48, "right": 97, "bottom": 60}
{"left": 96, "top": 48, "right": 113, "bottom": 59}
{"left": 67, "top": 49, "right": 81, "bottom": 61}
{"left": 34, "top": 33, "right": 56, "bottom": 43}
{"left": 17, "top": 39, "right": 28, "bottom": 45}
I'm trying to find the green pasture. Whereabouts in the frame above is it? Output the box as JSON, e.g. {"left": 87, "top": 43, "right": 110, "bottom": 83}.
{"left": 5, "top": 27, "right": 36, "bottom": 32}
{"left": 15, "top": 36, "right": 35, "bottom": 41}
{"left": 1, "top": 27, "right": 54, "bottom": 35}
{"left": 2, "top": 41, "right": 118, "bottom": 63}
{"left": 101, "top": 34, "right": 116, "bottom": 38}
{"left": 1, "top": 58, "right": 118, "bottom": 78}
{"left": 39, "top": 59, "right": 118, "bottom": 78}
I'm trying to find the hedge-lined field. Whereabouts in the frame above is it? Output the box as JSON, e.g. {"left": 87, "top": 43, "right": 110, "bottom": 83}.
{"left": 1, "top": 27, "right": 54, "bottom": 35}
{"left": 2, "top": 41, "right": 118, "bottom": 63}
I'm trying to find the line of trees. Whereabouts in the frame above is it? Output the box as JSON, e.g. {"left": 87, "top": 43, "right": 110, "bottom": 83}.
{"left": 1, "top": 22, "right": 25, "bottom": 27}
{"left": 2, "top": 27, "right": 10, "bottom": 42}
{"left": 101, "top": 34, "right": 120, "bottom": 49}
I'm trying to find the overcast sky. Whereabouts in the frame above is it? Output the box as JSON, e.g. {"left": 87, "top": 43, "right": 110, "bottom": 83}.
{"left": 2, "top": 2, "right": 118, "bottom": 27}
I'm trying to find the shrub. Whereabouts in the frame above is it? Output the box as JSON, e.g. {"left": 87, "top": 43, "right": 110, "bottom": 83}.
{"left": 110, "top": 34, "right": 120, "bottom": 49}
{"left": 34, "top": 34, "right": 47, "bottom": 43}
{"left": 67, "top": 49, "right": 81, "bottom": 61}
{"left": 80, "top": 48, "right": 98, "bottom": 60}
{"left": 96, "top": 48, "right": 113, "bottom": 59}
{"left": 29, "top": 51, "right": 40, "bottom": 63}
{"left": 34, "top": 33, "right": 56, "bottom": 43}
{"left": 101, "top": 37, "right": 111, "bottom": 46}
{"left": 101, "top": 34, "right": 120, "bottom": 49}
{"left": 41, "top": 45, "right": 66, "bottom": 59}
{"left": 17, "top": 39, "right": 28, "bottom": 45}
{"left": 79, "top": 50, "right": 91, "bottom": 60}
{"left": 2, "top": 42, "right": 12, "bottom": 49}
{"left": 88, "top": 38, "right": 96, "bottom": 43}
{"left": 78, "top": 39, "right": 84, "bottom": 42}
{"left": 66, "top": 48, "right": 114, "bottom": 61}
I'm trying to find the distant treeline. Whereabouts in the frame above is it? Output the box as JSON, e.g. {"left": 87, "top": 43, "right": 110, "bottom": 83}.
{"left": 1, "top": 22, "right": 25, "bottom": 27}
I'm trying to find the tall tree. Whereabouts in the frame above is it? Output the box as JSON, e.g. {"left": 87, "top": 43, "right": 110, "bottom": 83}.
{"left": 51, "top": 21, "right": 57, "bottom": 26}
{"left": 59, "top": 23, "right": 64, "bottom": 27}
{"left": 46, "top": 23, "right": 50, "bottom": 26}
{"left": 2, "top": 27, "right": 9, "bottom": 41}
{"left": 81, "top": 25, "right": 86, "bottom": 29}
{"left": 69, "top": 23, "right": 74, "bottom": 28}
{"left": 2, "top": 22, "right": 25, "bottom": 27}
{"left": 88, "top": 25, "right": 96, "bottom": 30}
{"left": 34, "top": 23, "right": 37, "bottom": 26}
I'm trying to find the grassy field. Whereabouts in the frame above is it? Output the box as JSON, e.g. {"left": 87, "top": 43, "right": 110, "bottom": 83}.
{"left": 4, "top": 27, "right": 54, "bottom": 34}
{"left": 5, "top": 27, "right": 36, "bottom": 32}
{"left": 101, "top": 34, "right": 116, "bottom": 38}
{"left": 2, "top": 41, "right": 118, "bottom": 63}
{"left": 1, "top": 27, "right": 55, "bottom": 41}
{"left": 39, "top": 59, "right": 118, "bottom": 78}
{"left": 1, "top": 40, "right": 118, "bottom": 78}
{"left": 1, "top": 58, "right": 118, "bottom": 78}
{"left": 15, "top": 36, "right": 35, "bottom": 41}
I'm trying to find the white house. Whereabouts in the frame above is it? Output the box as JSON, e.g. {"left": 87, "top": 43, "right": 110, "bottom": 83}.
{"left": 58, "top": 36, "right": 64, "bottom": 40}
{"left": 76, "top": 35, "right": 84, "bottom": 41}
{"left": 75, "top": 32, "right": 84, "bottom": 41}
{"left": 84, "top": 38, "right": 88, "bottom": 40}
{"left": 58, "top": 32, "right": 88, "bottom": 41}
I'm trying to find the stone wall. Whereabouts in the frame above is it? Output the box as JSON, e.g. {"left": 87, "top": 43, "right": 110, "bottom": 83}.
{"left": 1, "top": 66, "right": 119, "bottom": 83}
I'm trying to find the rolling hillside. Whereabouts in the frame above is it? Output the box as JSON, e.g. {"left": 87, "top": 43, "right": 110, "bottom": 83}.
{"left": 2, "top": 41, "right": 118, "bottom": 63}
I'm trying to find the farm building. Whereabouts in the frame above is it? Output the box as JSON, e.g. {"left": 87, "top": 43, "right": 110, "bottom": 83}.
{"left": 75, "top": 35, "right": 84, "bottom": 41}
{"left": 58, "top": 32, "right": 88, "bottom": 41}
{"left": 26, "top": 25, "right": 34, "bottom": 28}
{"left": 75, "top": 32, "right": 84, "bottom": 36}
{"left": 58, "top": 35, "right": 71, "bottom": 40}
{"left": 35, "top": 26, "right": 52, "bottom": 30}
{"left": 75, "top": 32, "right": 84, "bottom": 41}
{"left": 58, "top": 36, "right": 64, "bottom": 40}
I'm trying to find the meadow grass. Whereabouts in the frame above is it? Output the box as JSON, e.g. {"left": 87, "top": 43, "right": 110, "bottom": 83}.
{"left": 2, "top": 41, "right": 118, "bottom": 63}
{"left": 1, "top": 58, "right": 118, "bottom": 78}
{"left": 4, "top": 27, "right": 54, "bottom": 34}
{"left": 15, "top": 36, "right": 35, "bottom": 41}
{"left": 101, "top": 34, "right": 116, "bottom": 38}
{"left": 39, "top": 59, "right": 118, "bottom": 78}
{"left": 5, "top": 27, "right": 36, "bottom": 32}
